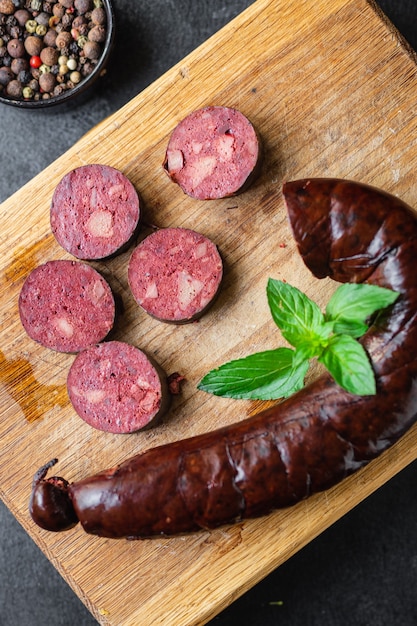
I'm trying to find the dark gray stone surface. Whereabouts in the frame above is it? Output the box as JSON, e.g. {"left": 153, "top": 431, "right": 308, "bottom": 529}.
{"left": 1, "top": 1, "right": 416, "bottom": 624}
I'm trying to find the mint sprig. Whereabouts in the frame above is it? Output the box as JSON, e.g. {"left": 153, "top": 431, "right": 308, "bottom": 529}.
{"left": 198, "top": 279, "right": 399, "bottom": 399}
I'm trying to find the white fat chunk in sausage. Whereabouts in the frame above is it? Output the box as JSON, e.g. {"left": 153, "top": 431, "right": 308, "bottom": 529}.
{"left": 53, "top": 317, "right": 74, "bottom": 338}
{"left": 191, "top": 141, "right": 203, "bottom": 154}
{"left": 84, "top": 389, "right": 107, "bottom": 404}
{"left": 215, "top": 134, "right": 235, "bottom": 161}
{"left": 187, "top": 156, "right": 217, "bottom": 189}
{"left": 144, "top": 282, "right": 158, "bottom": 299}
{"left": 108, "top": 183, "right": 128, "bottom": 201}
{"left": 166, "top": 149, "right": 184, "bottom": 173}
{"left": 90, "top": 279, "right": 109, "bottom": 305}
{"left": 177, "top": 271, "right": 204, "bottom": 310}
{"left": 194, "top": 241, "right": 208, "bottom": 259}
{"left": 85, "top": 209, "right": 114, "bottom": 238}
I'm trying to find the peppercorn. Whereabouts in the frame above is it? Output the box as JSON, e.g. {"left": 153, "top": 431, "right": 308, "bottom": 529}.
{"left": 52, "top": 3, "right": 65, "bottom": 18}
{"left": 29, "top": 54, "right": 42, "bottom": 68}
{"left": 61, "top": 13, "right": 74, "bottom": 29}
{"left": 43, "top": 28, "right": 57, "bottom": 46}
{"left": 30, "top": 0, "right": 42, "bottom": 11}
{"left": 66, "top": 56, "right": 76, "bottom": 70}
{"left": 14, "top": 9, "right": 30, "bottom": 26}
{"left": 88, "top": 24, "right": 105, "bottom": 43}
{"left": 35, "top": 23, "right": 47, "bottom": 36}
{"left": 7, "top": 38, "right": 24, "bottom": 58}
{"left": 25, "top": 19, "right": 37, "bottom": 33}
{"left": 74, "top": 0, "right": 92, "bottom": 14}
{"left": 83, "top": 41, "right": 101, "bottom": 60}
{"left": 35, "top": 12, "right": 50, "bottom": 26}
{"left": 53, "top": 83, "right": 65, "bottom": 96}
{"left": 76, "top": 34, "right": 87, "bottom": 48}
{"left": 69, "top": 69, "right": 80, "bottom": 83}
{"left": 55, "top": 30, "right": 71, "bottom": 48}
{"left": 72, "top": 15, "right": 86, "bottom": 29}
{"left": 0, "top": 0, "right": 15, "bottom": 15}
{"left": 91, "top": 6, "right": 105, "bottom": 25}
{"left": 40, "top": 45, "right": 59, "bottom": 66}
{"left": 6, "top": 78, "right": 22, "bottom": 97}
{"left": 24, "top": 35, "right": 42, "bottom": 56}
{"left": 22, "top": 85, "right": 34, "bottom": 98}
{"left": 0, "top": 65, "right": 13, "bottom": 85}
{"left": 18, "top": 69, "right": 31, "bottom": 84}
{"left": 11, "top": 56, "right": 28, "bottom": 74}
{"left": 39, "top": 62, "right": 50, "bottom": 73}
{"left": 38, "top": 70, "right": 55, "bottom": 91}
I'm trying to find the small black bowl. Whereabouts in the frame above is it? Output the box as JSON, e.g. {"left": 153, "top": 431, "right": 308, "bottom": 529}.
{"left": 0, "top": 0, "right": 115, "bottom": 109}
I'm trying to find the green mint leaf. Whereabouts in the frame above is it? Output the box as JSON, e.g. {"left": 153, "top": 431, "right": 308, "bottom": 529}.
{"left": 318, "top": 334, "right": 376, "bottom": 395}
{"left": 332, "top": 319, "right": 369, "bottom": 338}
{"left": 326, "top": 283, "right": 399, "bottom": 325}
{"left": 267, "top": 278, "right": 325, "bottom": 347}
{"left": 197, "top": 347, "right": 309, "bottom": 400}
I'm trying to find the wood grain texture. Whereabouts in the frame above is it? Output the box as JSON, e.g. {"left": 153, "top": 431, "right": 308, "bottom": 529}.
{"left": 1, "top": 0, "right": 417, "bottom": 624}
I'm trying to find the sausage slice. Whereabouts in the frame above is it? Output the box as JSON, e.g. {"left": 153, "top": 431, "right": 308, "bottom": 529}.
{"left": 67, "top": 341, "right": 170, "bottom": 433}
{"left": 19, "top": 260, "right": 115, "bottom": 353}
{"left": 50, "top": 164, "right": 141, "bottom": 260}
{"left": 128, "top": 227, "right": 223, "bottom": 323}
{"left": 163, "top": 106, "right": 261, "bottom": 199}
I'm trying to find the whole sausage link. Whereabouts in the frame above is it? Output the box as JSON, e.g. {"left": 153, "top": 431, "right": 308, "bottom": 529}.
{"left": 29, "top": 178, "right": 417, "bottom": 538}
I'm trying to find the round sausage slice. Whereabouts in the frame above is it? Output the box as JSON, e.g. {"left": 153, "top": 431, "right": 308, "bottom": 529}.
{"left": 67, "top": 341, "right": 170, "bottom": 433}
{"left": 163, "top": 106, "right": 261, "bottom": 200}
{"left": 128, "top": 227, "right": 223, "bottom": 323}
{"left": 50, "top": 164, "right": 141, "bottom": 260}
{"left": 19, "top": 260, "right": 115, "bottom": 353}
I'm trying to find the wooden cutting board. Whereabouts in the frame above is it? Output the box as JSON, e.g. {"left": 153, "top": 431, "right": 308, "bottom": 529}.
{"left": 1, "top": 0, "right": 417, "bottom": 624}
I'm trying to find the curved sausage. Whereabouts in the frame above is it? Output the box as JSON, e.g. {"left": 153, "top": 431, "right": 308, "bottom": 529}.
{"left": 128, "top": 227, "right": 223, "bottom": 323}
{"left": 50, "top": 164, "right": 141, "bottom": 260}
{"left": 67, "top": 341, "right": 171, "bottom": 433}
{"left": 19, "top": 260, "right": 115, "bottom": 353}
{"left": 163, "top": 106, "right": 262, "bottom": 200}
{"left": 29, "top": 179, "right": 417, "bottom": 538}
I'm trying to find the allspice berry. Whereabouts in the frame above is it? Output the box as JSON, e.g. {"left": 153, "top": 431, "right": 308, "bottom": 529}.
{"left": 82, "top": 40, "right": 101, "bottom": 60}
{"left": 88, "top": 25, "right": 106, "bottom": 43}
{"left": 0, "top": 66, "right": 14, "bottom": 86}
{"left": 39, "top": 71, "right": 56, "bottom": 92}
{"left": 14, "top": 9, "right": 31, "bottom": 26}
{"left": 24, "top": 35, "right": 43, "bottom": 57}
{"left": 0, "top": 0, "right": 15, "bottom": 15}
{"left": 55, "top": 31, "right": 72, "bottom": 49}
{"left": 74, "top": 0, "right": 92, "bottom": 14}
{"left": 7, "top": 39, "right": 25, "bottom": 59}
{"left": 11, "top": 58, "right": 29, "bottom": 74}
{"left": 40, "top": 46, "right": 60, "bottom": 66}
{"left": 43, "top": 29, "right": 58, "bottom": 47}
{"left": 91, "top": 7, "right": 106, "bottom": 25}
{"left": 6, "top": 79, "right": 23, "bottom": 98}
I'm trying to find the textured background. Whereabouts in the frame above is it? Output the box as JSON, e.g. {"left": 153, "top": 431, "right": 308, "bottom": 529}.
{"left": 1, "top": 1, "right": 416, "bottom": 624}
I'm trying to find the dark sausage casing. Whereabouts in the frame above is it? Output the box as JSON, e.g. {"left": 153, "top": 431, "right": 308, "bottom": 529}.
{"left": 30, "top": 179, "right": 417, "bottom": 538}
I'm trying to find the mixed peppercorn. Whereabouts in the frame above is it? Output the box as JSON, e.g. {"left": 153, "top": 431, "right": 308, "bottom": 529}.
{"left": 0, "top": 0, "right": 107, "bottom": 102}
